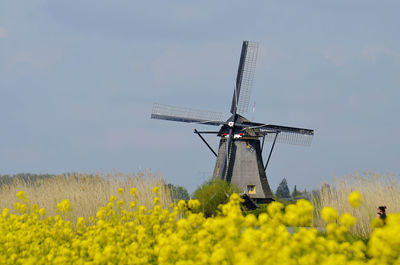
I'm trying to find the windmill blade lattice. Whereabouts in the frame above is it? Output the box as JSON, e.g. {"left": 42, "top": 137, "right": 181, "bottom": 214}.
{"left": 262, "top": 130, "right": 313, "bottom": 146}
{"left": 151, "top": 103, "right": 224, "bottom": 126}
{"left": 242, "top": 122, "right": 314, "bottom": 146}
{"left": 230, "top": 41, "right": 259, "bottom": 115}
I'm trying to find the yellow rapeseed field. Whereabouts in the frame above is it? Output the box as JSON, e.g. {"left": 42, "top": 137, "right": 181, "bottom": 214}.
{"left": 1, "top": 186, "right": 399, "bottom": 264}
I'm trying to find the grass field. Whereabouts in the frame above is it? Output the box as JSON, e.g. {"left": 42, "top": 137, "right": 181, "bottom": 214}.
{"left": 0, "top": 171, "right": 172, "bottom": 222}
{"left": 312, "top": 172, "right": 400, "bottom": 238}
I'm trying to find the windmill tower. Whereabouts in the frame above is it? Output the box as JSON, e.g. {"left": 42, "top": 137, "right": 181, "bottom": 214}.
{"left": 151, "top": 41, "right": 314, "bottom": 203}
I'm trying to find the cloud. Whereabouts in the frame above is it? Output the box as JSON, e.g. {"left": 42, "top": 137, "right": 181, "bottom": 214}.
{"left": 321, "top": 46, "right": 346, "bottom": 66}
{"left": 0, "top": 26, "right": 7, "bottom": 38}
{"left": 361, "top": 45, "right": 400, "bottom": 62}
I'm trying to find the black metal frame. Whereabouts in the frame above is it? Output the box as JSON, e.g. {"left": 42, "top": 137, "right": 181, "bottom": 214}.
{"left": 264, "top": 132, "right": 279, "bottom": 171}
{"left": 194, "top": 129, "right": 218, "bottom": 157}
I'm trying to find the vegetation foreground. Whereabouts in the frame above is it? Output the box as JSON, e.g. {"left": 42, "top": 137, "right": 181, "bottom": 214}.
{"left": 1, "top": 185, "right": 399, "bottom": 265}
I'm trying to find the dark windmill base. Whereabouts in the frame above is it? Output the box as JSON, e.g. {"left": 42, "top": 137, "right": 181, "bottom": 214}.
{"left": 212, "top": 137, "right": 274, "bottom": 204}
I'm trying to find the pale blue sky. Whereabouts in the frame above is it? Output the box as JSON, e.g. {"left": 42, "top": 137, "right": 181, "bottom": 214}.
{"left": 1, "top": 1, "right": 399, "bottom": 192}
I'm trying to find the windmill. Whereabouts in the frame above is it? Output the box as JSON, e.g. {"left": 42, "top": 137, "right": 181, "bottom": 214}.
{"left": 151, "top": 41, "right": 314, "bottom": 204}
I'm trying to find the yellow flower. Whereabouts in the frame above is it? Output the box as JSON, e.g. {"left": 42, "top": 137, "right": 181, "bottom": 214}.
{"left": 321, "top": 207, "right": 338, "bottom": 223}
{"left": 152, "top": 186, "right": 160, "bottom": 195}
{"left": 117, "top": 188, "right": 124, "bottom": 195}
{"left": 31, "top": 203, "right": 39, "bottom": 213}
{"left": 38, "top": 208, "right": 46, "bottom": 217}
{"left": 96, "top": 207, "right": 107, "bottom": 220}
{"left": 244, "top": 214, "right": 257, "bottom": 227}
{"left": 258, "top": 213, "right": 269, "bottom": 225}
{"left": 76, "top": 217, "right": 86, "bottom": 233}
{"left": 16, "top": 191, "right": 26, "bottom": 200}
{"left": 14, "top": 202, "right": 21, "bottom": 211}
{"left": 153, "top": 197, "right": 160, "bottom": 205}
{"left": 348, "top": 191, "right": 362, "bottom": 208}
{"left": 56, "top": 200, "right": 71, "bottom": 213}
{"left": 339, "top": 212, "right": 357, "bottom": 227}
{"left": 138, "top": 205, "right": 147, "bottom": 214}
{"left": 177, "top": 200, "right": 187, "bottom": 210}
{"left": 2, "top": 208, "right": 9, "bottom": 218}
{"left": 326, "top": 222, "right": 338, "bottom": 235}
{"left": 116, "top": 200, "right": 125, "bottom": 207}
{"left": 106, "top": 202, "right": 113, "bottom": 209}
{"left": 130, "top": 187, "right": 137, "bottom": 196}
{"left": 370, "top": 217, "right": 384, "bottom": 228}
{"left": 129, "top": 201, "right": 136, "bottom": 209}
{"left": 20, "top": 203, "right": 28, "bottom": 213}
{"left": 188, "top": 199, "right": 201, "bottom": 210}
{"left": 109, "top": 195, "right": 117, "bottom": 202}
{"left": 267, "top": 201, "right": 284, "bottom": 217}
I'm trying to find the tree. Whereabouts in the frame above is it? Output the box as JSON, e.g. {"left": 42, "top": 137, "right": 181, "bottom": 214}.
{"left": 276, "top": 178, "right": 290, "bottom": 198}
{"left": 167, "top": 184, "right": 190, "bottom": 201}
{"left": 291, "top": 185, "right": 302, "bottom": 199}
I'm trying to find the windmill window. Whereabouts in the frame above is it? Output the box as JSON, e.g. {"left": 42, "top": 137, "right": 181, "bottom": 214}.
{"left": 247, "top": 185, "right": 256, "bottom": 195}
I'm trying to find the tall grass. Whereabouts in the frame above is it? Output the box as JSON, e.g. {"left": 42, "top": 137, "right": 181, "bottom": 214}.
{"left": 0, "top": 171, "right": 172, "bottom": 222}
{"left": 312, "top": 172, "right": 400, "bottom": 238}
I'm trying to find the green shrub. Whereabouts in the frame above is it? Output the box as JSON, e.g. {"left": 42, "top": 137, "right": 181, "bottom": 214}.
{"left": 193, "top": 179, "right": 240, "bottom": 217}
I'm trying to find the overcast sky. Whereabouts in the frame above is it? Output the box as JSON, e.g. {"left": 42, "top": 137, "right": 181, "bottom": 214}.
{"left": 1, "top": 1, "right": 399, "bottom": 193}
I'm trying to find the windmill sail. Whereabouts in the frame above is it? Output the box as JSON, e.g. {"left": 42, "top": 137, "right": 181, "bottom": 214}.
{"left": 151, "top": 103, "right": 224, "bottom": 126}
{"left": 230, "top": 41, "right": 259, "bottom": 115}
{"left": 259, "top": 124, "right": 314, "bottom": 135}
{"left": 242, "top": 122, "right": 314, "bottom": 146}
{"left": 262, "top": 130, "right": 313, "bottom": 146}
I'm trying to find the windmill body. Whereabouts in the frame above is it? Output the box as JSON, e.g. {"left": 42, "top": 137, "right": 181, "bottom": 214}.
{"left": 212, "top": 115, "right": 274, "bottom": 203}
{"left": 151, "top": 41, "right": 314, "bottom": 203}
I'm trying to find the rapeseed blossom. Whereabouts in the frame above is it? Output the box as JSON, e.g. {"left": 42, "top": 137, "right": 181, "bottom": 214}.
{"left": 340, "top": 213, "right": 357, "bottom": 227}
{"left": 130, "top": 187, "right": 137, "bottom": 196}
{"left": 152, "top": 186, "right": 160, "bottom": 195}
{"left": 56, "top": 199, "right": 71, "bottom": 213}
{"left": 370, "top": 217, "right": 384, "bottom": 228}
{"left": 348, "top": 191, "right": 362, "bottom": 208}
{"left": 0, "top": 189, "right": 399, "bottom": 264}
{"left": 16, "top": 190, "right": 27, "bottom": 200}
{"left": 188, "top": 199, "right": 201, "bottom": 210}
{"left": 321, "top": 206, "right": 338, "bottom": 223}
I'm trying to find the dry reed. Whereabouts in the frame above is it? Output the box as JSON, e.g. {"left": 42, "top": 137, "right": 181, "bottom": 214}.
{"left": 0, "top": 171, "right": 172, "bottom": 222}
{"left": 312, "top": 172, "right": 400, "bottom": 237}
